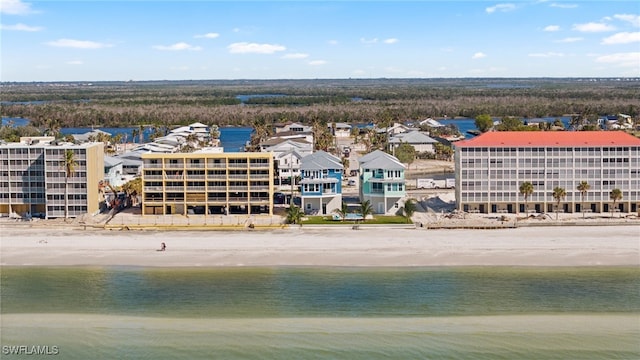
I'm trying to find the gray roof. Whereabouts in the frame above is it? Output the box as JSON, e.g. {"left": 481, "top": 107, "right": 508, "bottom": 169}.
{"left": 300, "top": 150, "right": 343, "bottom": 171}
{"left": 104, "top": 155, "right": 123, "bottom": 168}
{"left": 359, "top": 150, "right": 405, "bottom": 170}
{"left": 389, "top": 131, "right": 438, "bottom": 144}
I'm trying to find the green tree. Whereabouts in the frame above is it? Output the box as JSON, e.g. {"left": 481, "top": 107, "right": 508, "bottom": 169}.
{"left": 577, "top": 181, "right": 590, "bottom": 219}
{"left": 359, "top": 200, "right": 374, "bottom": 221}
{"left": 63, "top": 150, "right": 77, "bottom": 219}
{"left": 402, "top": 198, "right": 417, "bottom": 223}
{"left": 332, "top": 201, "right": 349, "bottom": 222}
{"left": 496, "top": 116, "right": 524, "bottom": 131}
{"left": 394, "top": 142, "right": 416, "bottom": 167}
{"left": 286, "top": 205, "right": 304, "bottom": 225}
{"left": 474, "top": 114, "right": 493, "bottom": 133}
{"left": 519, "top": 181, "right": 534, "bottom": 214}
{"left": 609, "top": 188, "right": 623, "bottom": 218}
{"left": 122, "top": 177, "right": 142, "bottom": 206}
{"left": 552, "top": 187, "right": 566, "bottom": 220}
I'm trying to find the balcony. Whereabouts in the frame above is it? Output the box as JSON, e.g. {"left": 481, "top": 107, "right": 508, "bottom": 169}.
{"left": 144, "top": 186, "right": 164, "bottom": 192}
{"left": 186, "top": 162, "right": 205, "bottom": 169}
{"left": 165, "top": 163, "right": 185, "bottom": 169}
{"left": 164, "top": 186, "right": 184, "bottom": 191}
{"left": 144, "top": 163, "right": 163, "bottom": 169}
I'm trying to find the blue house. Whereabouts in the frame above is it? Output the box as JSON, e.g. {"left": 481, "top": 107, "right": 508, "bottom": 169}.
{"left": 358, "top": 150, "right": 406, "bottom": 214}
{"left": 299, "top": 150, "right": 343, "bottom": 215}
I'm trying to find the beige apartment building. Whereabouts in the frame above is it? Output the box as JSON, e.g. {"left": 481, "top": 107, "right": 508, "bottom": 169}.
{"left": 141, "top": 152, "right": 274, "bottom": 216}
{"left": 454, "top": 131, "right": 640, "bottom": 214}
{"left": 0, "top": 140, "right": 104, "bottom": 218}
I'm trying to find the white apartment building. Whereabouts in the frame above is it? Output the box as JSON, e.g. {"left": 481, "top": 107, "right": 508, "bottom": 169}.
{"left": 0, "top": 141, "right": 104, "bottom": 218}
{"left": 454, "top": 131, "right": 640, "bottom": 214}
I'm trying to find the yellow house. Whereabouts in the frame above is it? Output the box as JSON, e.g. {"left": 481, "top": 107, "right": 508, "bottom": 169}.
{"left": 141, "top": 152, "right": 274, "bottom": 216}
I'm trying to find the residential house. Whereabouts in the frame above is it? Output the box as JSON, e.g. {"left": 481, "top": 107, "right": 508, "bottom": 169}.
{"left": 328, "top": 122, "right": 352, "bottom": 138}
{"left": 299, "top": 150, "right": 343, "bottom": 215}
{"left": 260, "top": 137, "right": 313, "bottom": 186}
{"left": 389, "top": 130, "right": 439, "bottom": 154}
{"left": 359, "top": 150, "right": 407, "bottom": 214}
{"left": 274, "top": 122, "right": 313, "bottom": 134}
{"left": 104, "top": 155, "right": 125, "bottom": 188}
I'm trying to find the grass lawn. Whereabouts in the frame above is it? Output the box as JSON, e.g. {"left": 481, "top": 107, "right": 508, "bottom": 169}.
{"left": 302, "top": 215, "right": 410, "bottom": 225}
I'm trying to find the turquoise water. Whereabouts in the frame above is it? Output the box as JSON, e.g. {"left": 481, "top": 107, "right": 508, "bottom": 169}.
{"left": 2, "top": 267, "right": 639, "bottom": 359}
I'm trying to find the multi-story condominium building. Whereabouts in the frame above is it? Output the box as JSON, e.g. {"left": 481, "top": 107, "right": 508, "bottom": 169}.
{"left": 358, "top": 150, "right": 407, "bottom": 214}
{"left": 141, "top": 152, "right": 273, "bottom": 216}
{"left": 0, "top": 140, "right": 104, "bottom": 218}
{"left": 454, "top": 131, "right": 640, "bottom": 214}
{"left": 299, "top": 150, "right": 343, "bottom": 215}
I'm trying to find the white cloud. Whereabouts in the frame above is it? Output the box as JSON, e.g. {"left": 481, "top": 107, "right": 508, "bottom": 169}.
{"left": 485, "top": 3, "right": 516, "bottom": 14}
{"left": 550, "top": 3, "right": 578, "bottom": 9}
{"left": 153, "top": 42, "right": 202, "bottom": 51}
{"left": 66, "top": 60, "right": 83, "bottom": 65}
{"left": 360, "top": 38, "right": 378, "bottom": 44}
{"left": 595, "top": 52, "right": 640, "bottom": 67}
{"left": 1, "top": 22, "right": 42, "bottom": 31}
{"left": 282, "top": 53, "right": 309, "bottom": 59}
{"left": 528, "top": 52, "right": 564, "bottom": 57}
{"left": 0, "top": 0, "right": 36, "bottom": 15}
{"left": 613, "top": 14, "right": 640, "bottom": 27}
{"left": 555, "top": 37, "right": 583, "bottom": 43}
{"left": 194, "top": 33, "right": 220, "bottom": 39}
{"left": 327, "top": 40, "right": 338, "bottom": 45}
{"left": 472, "top": 52, "right": 487, "bottom": 59}
{"left": 543, "top": 25, "right": 560, "bottom": 32}
{"left": 601, "top": 32, "right": 640, "bottom": 45}
{"left": 308, "top": 60, "right": 327, "bottom": 66}
{"left": 227, "top": 42, "right": 286, "bottom": 54}
{"left": 383, "top": 38, "right": 398, "bottom": 44}
{"left": 46, "top": 39, "right": 113, "bottom": 49}
{"left": 572, "top": 22, "right": 616, "bottom": 32}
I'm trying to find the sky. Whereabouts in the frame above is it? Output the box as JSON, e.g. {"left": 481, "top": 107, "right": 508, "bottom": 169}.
{"left": 1, "top": 0, "right": 639, "bottom": 81}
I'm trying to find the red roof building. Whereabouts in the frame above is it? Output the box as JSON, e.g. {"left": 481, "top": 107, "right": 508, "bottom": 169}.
{"left": 453, "top": 131, "right": 640, "bottom": 215}
{"left": 454, "top": 131, "right": 640, "bottom": 148}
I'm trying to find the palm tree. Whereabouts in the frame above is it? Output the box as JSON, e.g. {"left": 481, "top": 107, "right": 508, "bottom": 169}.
{"left": 63, "top": 149, "right": 77, "bottom": 219}
{"left": 609, "top": 188, "right": 623, "bottom": 218}
{"left": 286, "top": 205, "right": 303, "bottom": 225}
{"left": 519, "top": 181, "right": 534, "bottom": 214}
{"left": 402, "top": 198, "right": 417, "bottom": 223}
{"left": 332, "top": 201, "right": 349, "bottom": 222}
{"left": 359, "top": 200, "right": 374, "bottom": 221}
{"left": 552, "top": 187, "right": 566, "bottom": 220}
{"left": 132, "top": 128, "right": 139, "bottom": 144}
{"left": 577, "top": 181, "right": 590, "bottom": 219}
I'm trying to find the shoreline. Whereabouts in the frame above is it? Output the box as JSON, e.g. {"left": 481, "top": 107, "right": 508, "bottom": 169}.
{"left": 1, "top": 225, "right": 638, "bottom": 268}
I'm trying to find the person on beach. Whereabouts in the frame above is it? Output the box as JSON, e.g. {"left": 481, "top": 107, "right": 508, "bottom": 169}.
{"left": 157, "top": 242, "right": 166, "bottom": 251}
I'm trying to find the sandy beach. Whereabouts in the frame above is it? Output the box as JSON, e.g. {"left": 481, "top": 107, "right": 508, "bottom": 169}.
{"left": 1, "top": 225, "right": 638, "bottom": 267}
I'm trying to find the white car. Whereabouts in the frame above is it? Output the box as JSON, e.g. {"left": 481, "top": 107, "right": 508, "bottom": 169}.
{"left": 347, "top": 179, "right": 357, "bottom": 186}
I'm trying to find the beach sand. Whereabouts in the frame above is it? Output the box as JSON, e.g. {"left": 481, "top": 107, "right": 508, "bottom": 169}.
{"left": 1, "top": 225, "right": 638, "bottom": 267}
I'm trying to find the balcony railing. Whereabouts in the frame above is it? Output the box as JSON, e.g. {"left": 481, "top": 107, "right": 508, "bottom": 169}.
{"left": 165, "top": 186, "right": 184, "bottom": 191}
{"left": 165, "top": 163, "right": 185, "bottom": 169}
{"left": 144, "top": 163, "right": 163, "bottom": 169}
{"left": 186, "top": 163, "right": 206, "bottom": 168}
{"left": 144, "top": 186, "right": 164, "bottom": 192}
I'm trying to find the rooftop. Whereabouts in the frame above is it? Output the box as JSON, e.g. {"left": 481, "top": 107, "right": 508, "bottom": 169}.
{"left": 454, "top": 131, "right": 640, "bottom": 148}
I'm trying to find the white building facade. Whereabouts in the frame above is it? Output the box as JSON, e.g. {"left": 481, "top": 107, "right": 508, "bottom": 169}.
{"left": 454, "top": 131, "right": 640, "bottom": 214}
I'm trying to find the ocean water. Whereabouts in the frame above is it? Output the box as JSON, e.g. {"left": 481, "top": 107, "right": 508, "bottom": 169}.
{"left": 1, "top": 266, "right": 638, "bottom": 359}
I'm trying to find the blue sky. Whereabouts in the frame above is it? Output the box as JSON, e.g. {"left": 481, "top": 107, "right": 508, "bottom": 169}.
{"left": 1, "top": 0, "right": 639, "bottom": 81}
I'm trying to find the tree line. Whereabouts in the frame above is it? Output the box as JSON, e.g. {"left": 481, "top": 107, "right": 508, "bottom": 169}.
{"left": 2, "top": 79, "right": 638, "bottom": 131}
